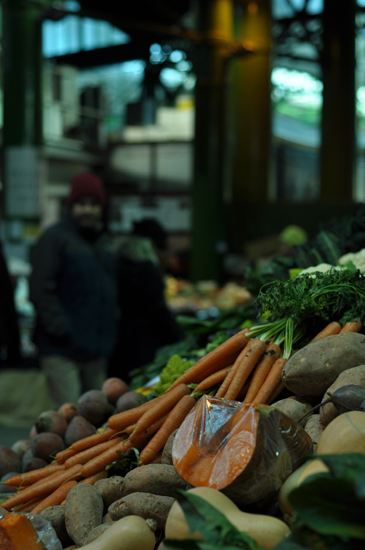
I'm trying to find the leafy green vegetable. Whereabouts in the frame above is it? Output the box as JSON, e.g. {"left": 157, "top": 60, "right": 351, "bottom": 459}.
{"left": 164, "top": 490, "right": 262, "bottom": 550}
{"left": 177, "top": 303, "right": 256, "bottom": 335}
{"left": 247, "top": 268, "right": 365, "bottom": 358}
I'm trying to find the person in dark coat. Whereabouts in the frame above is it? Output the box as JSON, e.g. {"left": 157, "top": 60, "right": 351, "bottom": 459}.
{"left": 29, "top": 172, "right": 118, "bottom": 408}
{"left": 0, "top": 242, "right": 21, "bottom": 367}
{"left": 108, "top": 219, "right": 184, "bottom": 381}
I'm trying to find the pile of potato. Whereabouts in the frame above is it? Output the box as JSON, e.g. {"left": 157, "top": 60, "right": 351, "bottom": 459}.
{"left": 0, "top": 378, "right": 147, "bottom": 492}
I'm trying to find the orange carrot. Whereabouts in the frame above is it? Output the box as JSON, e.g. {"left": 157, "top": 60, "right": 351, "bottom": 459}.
{"left": 30, "top": 480, "right": 78, "bottom": 514}
{"left": 253, "top": 358, "right": 287, "bottom": 405}
{"left": 193, "top": 365, "right": 233, "bottom": 394}
{"left": 81, "top": 414, "right": 167, "bottom": 478}
{"left": 309, "top": 321, "right": 342, "bottom": 343}
{"left": 0, "top": 464, "right": 83, "bottom": 511}
{"left": 340, "top": 319, "right": 362, "bottom": 333}
{"left": 214, "top": 345, "right": 248, "bottom": 399}
{"left": 55, "top": 448, "right": 77, "bottom": 464}
{"left": 167, "top": 329, "right": 250, "bottom": 391}
{"left": 22, "top": 467, "right": 69, "bottom": 492}
{"left": 243, "top": 343, "right": 281, "bottom": 403}
{"left": 224, "top": 339, "right": 267, "bottom": 401}
{"left": 123, "top": 412, "right": 169, "bottom": 435}
{"left": 129, "top": 384, "right": 191, "bottom": 440}
{"left": 64, "top": 437, "right": 123, "bottom": 469}
{"left": 14, "top": 497, "right": 44, "bottom": 513}
{"left": 267, "top": 380, "right": 286, "bottom": 405}
{"left": 139, "top": 395, "right": 196, "bottom": 466}
{"left": 107, "top": 398, "right": 159, "bottom": 432}
{"left": 2, "top": 464, "right": 65, "bottom": 488}
{"left": 69, "top": 428, "right": 118, "bottom": 453}
{"left": 80, "top": 470, "right": 108, "bottom": 485}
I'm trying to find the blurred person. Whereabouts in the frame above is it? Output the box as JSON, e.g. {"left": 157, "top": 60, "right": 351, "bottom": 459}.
{"left": 29, "top": 172, "right": 118, "bottom": 408}
{"left": 108, "top": 218, "right": 184, "bottom": 381}
{"left": 0, "top": 241, "right": 21, "bottom": 368}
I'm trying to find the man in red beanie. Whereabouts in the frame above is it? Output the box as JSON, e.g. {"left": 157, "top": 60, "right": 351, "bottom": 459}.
{"left": 29, "top": 172, "right": 118, "bottom": 409}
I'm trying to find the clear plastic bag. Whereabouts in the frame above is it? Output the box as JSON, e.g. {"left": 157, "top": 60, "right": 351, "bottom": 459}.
{"left": 0, "top": 511, "right": 62, "bottom": 550}
{"left": 172, "top": 396, "right": 312, "bottom": 506}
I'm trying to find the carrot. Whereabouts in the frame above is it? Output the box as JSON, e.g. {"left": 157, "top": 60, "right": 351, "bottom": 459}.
{"left": 243, "top": 343, "right": 281, "bottom": 403}
{"left": 129, "top": 384, "right": 191, "bottom": 440}
{"left": 167, "top": 329, "right": 250, "bottom": 391}
{"left": 80, "top": 470, "right": 108, "bottom": 485}
{"left": 123, "top": 413, "right": 169, "bottom": 435}
{"left": 2, "top": 464, "right": 65, "bottom": 488}
{"left": 138, "top": 395, "right": 196, "bottom": 466}
{"left": 253, "top": 358, "right": 287, "bottom": 405}
{"left": 340, "top": 319, "right": 362, "bottom": 333}
{"left": 0, "top": 463, "right": 83, "bottom": 511}
{"left": 267, "top": 380, "right": 286, "bottom": 405}
{"left": 224, "top": 339, "right": 267, "bottom": 401}
{"left": 81, "top": 414, "right": 169, "bottom": 479}
{"left": 30, "top": 480, "right": 78, "bottom": 514}
{"left": 14, "top": 497, "right": 44, "bottom": 513}
{"left": 21, "top": 467, "right": 69, "bottom": 492}
{"left": 214, "top": 346, "right": 247, "bottom": 399}
{"left": 107, "top": 398, "right": 159, "bottom": 432}
{"left": 64, "top": 437, "right": 123, "bottom": 469}
{"left": 55, "top": 448, "right": 77, "bottom": 464}
{"left": 69, "top": 428, "right": 118, "bottom": 453}
{"left": 193, "top": 365, "right": 233, "bottom": 394}
{"left": 309, "top": 321, "right": 342, "bottom": 343}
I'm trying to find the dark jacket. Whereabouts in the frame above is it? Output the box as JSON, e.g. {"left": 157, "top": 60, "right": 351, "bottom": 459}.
{"left": 108, "top": 236, "right": 183, "bottom": 379}
{"left": 29, "top": 215, "right": 118, "bottom": 361}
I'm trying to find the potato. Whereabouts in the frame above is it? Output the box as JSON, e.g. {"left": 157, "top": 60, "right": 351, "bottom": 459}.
{"left": 64, "top": 415, "right": 96, "bottom": 447}
{"left": 84, "top": 524, "right": 111, "bottom": 544}
{"left": 40, "top": 505, "right": 74, "bottom": 547}
{"left": 304, "top": 414, "right": 325, "bottom": 451}
{"left": 161, "top": 429, "right": 178, "bottom": 465}
{"left": 11, "top": 439, "right": 31, "bottom": 460}
{"left": 65, "top": 483, "right": 104, "bottom": 546}
{"left": 282, "top": 332, "right": 365, "bottom": 396}
{"left": 319, "top": 365, "right": 365, "bottom": 426}
{"left": 31, "top": 433, "right": 65, "bottom": 463}
{"left": 270, "top": 398, "right": 313, "bottom": 426}
{"left": 58, "top": 402, "right": 78, "bottom": 423}
{"left": 77, "top": 390, "right": 113, "bottom": 427}
{"left": 115, "top": 391, "right": 148, "bottom": 414}
{"left": 108, "top": 492, "right": 175, "bottom": 531}
{"left": 94, "top": 475, "right": 125, "bottom": 508}
{"left": 35, "top": 410, "right": 68, "bottom": 438}
{"left": 102, "top": 377, "right": 129, "bottom": 406}
{"left": 123, "top": 464, "right": 189, "bottom": 498}
{"left": 0, "top": 446, "right": 22, "bottom": 477}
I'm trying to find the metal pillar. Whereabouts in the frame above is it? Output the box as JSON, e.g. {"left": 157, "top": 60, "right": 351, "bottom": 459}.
{"left": 190, "top": 0, "right": 234, "bottom": 282}
{"left": 320, "top": 0, "right": 356, "bottom": 201}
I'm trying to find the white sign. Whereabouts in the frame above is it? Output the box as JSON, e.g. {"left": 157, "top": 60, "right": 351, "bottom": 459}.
{"left": 5, "top": 146, "right": 44, "bottom": 218}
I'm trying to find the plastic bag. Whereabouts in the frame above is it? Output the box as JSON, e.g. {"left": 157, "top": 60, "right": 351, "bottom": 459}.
{"left": 172, "top": 396, "right": 312, "bottom": 506}
{"left": 0, "top": 512, "right": 62, "bottom": 550}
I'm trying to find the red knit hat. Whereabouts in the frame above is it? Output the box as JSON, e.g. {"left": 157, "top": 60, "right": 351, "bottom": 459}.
{"left": 67, "top": 172, "right": 106, "bottom": 207}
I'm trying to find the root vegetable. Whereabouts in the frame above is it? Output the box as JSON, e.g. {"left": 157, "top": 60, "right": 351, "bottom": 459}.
{"left": 94, "top": 476, "right": 125, "bottom": 508}
{"left": 35, "top": 410, "right": 68, "bottom": 437}
{"left": 0, "top": 446, "right": 22, "bottom": 477}
{"left": 303, "top": 414, "right": 324, "bottom": 451}
{"left": 102, "top": 377, "right": 129, "bottom": 406}
{"left": 270, "top": 398, "right": 313, "bottom": 426}
{"left": 108, "top": 492, "right": 174, "bottom": 530}
{"left": 65, "top": 483, "right": 104, "bottom": 546}
{"left": 123, "top": 464, "right": 188, "bottom": 498}
{"left": 282, "top": 332, "right": 365, "bottom": 396}
{"left": 161, "top": 429, "right": 178, "bottom": 465}
{"left": 320, "top": 365, "right": 365, "bottom": 426}
{"left": 39, "top": 505, "right": 74, "bottom": 547}
{"left": 64, "top": 415, "right": 96, "bottom": 447}
{"left": 31, "top": 432, "right": 65, "bottom": 463}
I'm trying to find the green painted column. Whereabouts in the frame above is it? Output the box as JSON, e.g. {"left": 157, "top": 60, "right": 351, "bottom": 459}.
{"left": 190, "top": 0, "right": 234, "bottom": 283}
{"left": 231, "top": 0, "right": 272, "bottom": 204}
{"left": 2, "top": 0, "right": 47, "bottom": 223}
{"left": 320, "top": 0, "right": 356, "bottom": 201}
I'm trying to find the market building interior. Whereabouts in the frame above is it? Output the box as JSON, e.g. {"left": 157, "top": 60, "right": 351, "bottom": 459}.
{"left": 1, "top": 0, "right": 365, "bottom": 434}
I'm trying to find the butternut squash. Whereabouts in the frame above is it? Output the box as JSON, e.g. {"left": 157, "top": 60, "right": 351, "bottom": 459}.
{"left": 165, "top": 487, "right": 290, "bottom": 550}
{"left": 0, "top": 512, "right": 44, "bottom": 550}
{"left": 278, "top": 459, "right": 329, "bottom": 519}
{"left": 78, "top": 515, "right": 156, "bottom": 550}
{"left": 316, "top": 410, "right": 365, "bottom": 454}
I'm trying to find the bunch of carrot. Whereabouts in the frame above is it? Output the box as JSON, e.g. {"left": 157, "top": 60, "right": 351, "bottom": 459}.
{"left": 1, "top": 320, "right": 361, "bottom": 515}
